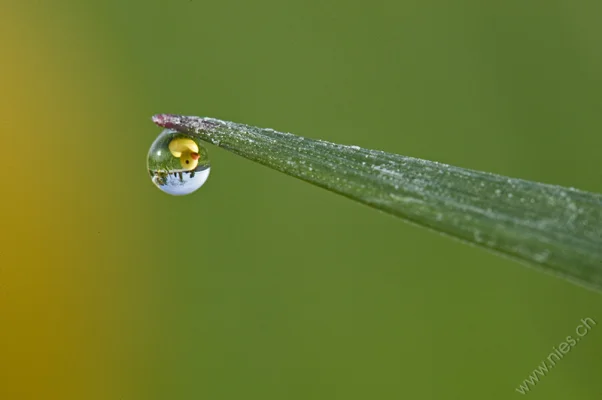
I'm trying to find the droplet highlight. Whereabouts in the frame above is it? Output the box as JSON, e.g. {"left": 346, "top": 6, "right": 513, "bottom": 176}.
{"left": 147, "top": 129, "right": 210, "bottom": 196}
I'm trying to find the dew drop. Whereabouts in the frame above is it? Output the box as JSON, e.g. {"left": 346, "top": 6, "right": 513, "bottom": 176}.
{"left": 147, "top": 129, "right": 210, "bottom": 196}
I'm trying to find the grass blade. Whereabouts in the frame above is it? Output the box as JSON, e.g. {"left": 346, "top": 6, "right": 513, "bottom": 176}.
{"left": 152, "top": 114, "right": 602, "bottom": 292}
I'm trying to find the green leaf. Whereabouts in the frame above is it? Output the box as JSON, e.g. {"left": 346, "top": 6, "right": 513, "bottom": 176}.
{"left": 152, "top": 114, "right": 602, "bottom": 292}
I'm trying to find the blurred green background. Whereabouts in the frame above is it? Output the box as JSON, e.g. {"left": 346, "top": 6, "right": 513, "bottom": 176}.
{"left": 1, "top": 0, "right": 601, "bottom": 399}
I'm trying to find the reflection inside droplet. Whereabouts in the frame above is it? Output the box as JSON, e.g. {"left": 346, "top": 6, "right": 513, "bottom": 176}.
{"left": 147, "top": 129, "right": 210, "bottom": 196}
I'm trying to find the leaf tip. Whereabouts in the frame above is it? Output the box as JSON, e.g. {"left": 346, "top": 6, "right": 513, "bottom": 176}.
{"left": 152, "top": 113, "right": 178, "bottom": 129}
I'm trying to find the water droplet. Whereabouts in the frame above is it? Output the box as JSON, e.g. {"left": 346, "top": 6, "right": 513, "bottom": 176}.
{"left": 147, "top": 129, "right": 210, "bottom": 196}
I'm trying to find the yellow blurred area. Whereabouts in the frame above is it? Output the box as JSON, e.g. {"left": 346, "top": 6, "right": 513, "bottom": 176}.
{"left": 0, "top": 6, "right": 154, "bottom": 399}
